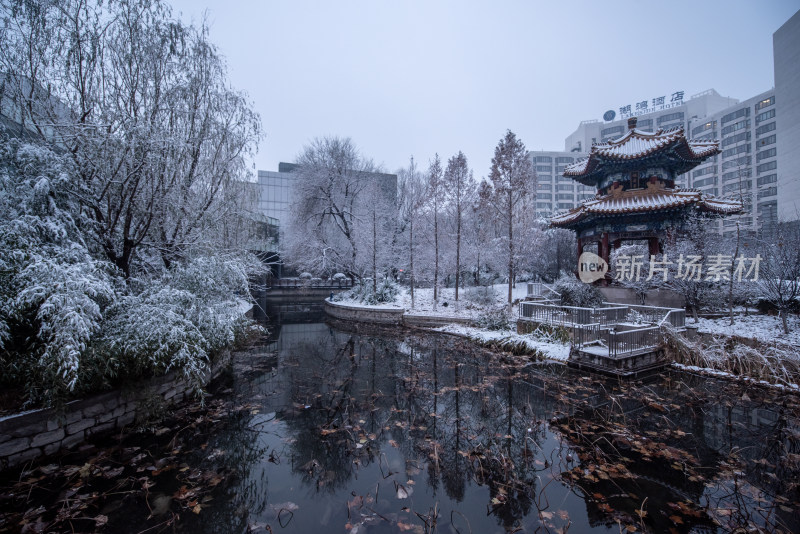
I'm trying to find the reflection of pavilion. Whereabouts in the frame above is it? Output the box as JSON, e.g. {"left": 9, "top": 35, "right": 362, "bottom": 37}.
{"left": 551, "top": 117, "right": 742, "bottom": 283}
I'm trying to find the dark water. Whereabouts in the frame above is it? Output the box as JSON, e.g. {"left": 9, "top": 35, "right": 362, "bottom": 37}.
{"left": 1, "top": 299, "right": 799, "bottom": 533}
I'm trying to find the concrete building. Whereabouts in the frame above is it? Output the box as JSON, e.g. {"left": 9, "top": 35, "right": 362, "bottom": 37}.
{"left": 774, "top": 9, "right": 800, "bottom": 222}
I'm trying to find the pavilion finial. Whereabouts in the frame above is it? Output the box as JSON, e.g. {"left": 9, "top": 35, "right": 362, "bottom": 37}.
{"left": 627, "top": 116, "right": 637, "bottom": 130}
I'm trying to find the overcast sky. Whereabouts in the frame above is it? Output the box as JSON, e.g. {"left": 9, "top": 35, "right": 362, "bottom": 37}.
{"left": 168, "top": 0, "right": 799, "bottom": 178}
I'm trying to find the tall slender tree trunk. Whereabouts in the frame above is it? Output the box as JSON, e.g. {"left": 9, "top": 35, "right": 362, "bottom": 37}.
{"left": 508, "top": 191, "right": 514, "bottom": 305}
{"left": 372, "top": 205, "right": 377, "bottom": 293}
{"left": 455, "top": 208, "right": 461, "bottom": 301}
{"left": 434, "top": 207, "right": 439, "bottom": 304}
{"left": 410, "top": 218, "right": 415, "bottom": 309}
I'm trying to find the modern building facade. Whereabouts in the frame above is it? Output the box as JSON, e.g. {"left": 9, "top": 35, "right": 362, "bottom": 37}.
{"left": 774, "top": 9, "right": 800, "bottom": 221}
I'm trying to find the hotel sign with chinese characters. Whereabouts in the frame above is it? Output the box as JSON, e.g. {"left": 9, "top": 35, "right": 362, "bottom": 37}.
{"left": 605, "top": 91, "right": 685, "bottom": 121}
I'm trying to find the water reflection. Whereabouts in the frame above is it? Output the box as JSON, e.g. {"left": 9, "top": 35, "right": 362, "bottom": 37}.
{"left": 176, "top": 308, "right": 799, "bottom": 534}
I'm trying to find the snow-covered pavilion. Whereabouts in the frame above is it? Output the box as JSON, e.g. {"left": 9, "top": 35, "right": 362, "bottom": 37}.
{"left": 551, "top": 117, "right": 743, "bottom": 282}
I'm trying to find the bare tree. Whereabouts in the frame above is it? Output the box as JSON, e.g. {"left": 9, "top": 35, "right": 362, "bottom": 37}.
{"left": 758, "top": 222, "right": 800, "bottom": 334}
{"left": 427, "top": 154, "right": 444, "bottom": 304}
{"left": 397, "top": 157, "right": 427, "bottom": 308}
{"left": 487, "top": 131, "right": 536, "bottom": 304}
{"left": 286, "top": 136, "right": 388, "bottom": 280}
{"left": 444, "top": 151, "right": 475, "bottom": 302}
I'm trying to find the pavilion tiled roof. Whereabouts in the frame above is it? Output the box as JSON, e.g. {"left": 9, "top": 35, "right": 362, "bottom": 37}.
{"left": 563, "top": 127, "right": 721, "bottom": 183}
{"left": 550, "top": 188, "right": 743, "bottom": 228}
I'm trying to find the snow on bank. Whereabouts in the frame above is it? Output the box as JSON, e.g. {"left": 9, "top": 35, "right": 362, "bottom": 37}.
{"left": 694, "top": 314, "right": 800, "bottom": 348}
{"left": 673, "top": 363, "right": 800, "bottom": 392}
{"left": 394, "top": 284, "right": 528, "bottom": 318}
{"left": 433, "top": 323, "right": 571, "bottom": 362}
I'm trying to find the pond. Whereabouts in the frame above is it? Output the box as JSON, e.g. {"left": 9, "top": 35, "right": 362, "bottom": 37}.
{"left": 1, "top": 299, "right": 799, "bottom": 533}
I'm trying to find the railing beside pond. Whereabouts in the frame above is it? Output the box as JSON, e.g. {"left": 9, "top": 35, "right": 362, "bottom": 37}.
{"left": 573, "top": 323, "right": 601, "bottom": 346}
{"left": 519, "top": 302, "right": 630, "bottom": 329}
{"left": 606, "top": 326, "right": 661, "bottom": 359}
{"left": 267, "top": 278, "right": 354, "bottom": 289}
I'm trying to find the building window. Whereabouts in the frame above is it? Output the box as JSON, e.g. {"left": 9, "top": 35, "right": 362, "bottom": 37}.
{"left": 556, "top": 184, "right": 573, "bottom": 191}
{"left": 757, "top": 161, "right": 777, "bottom": 174}
{"left": 535, "top": 156, "right": 552, "bottom": 163}
{"left": 721, "top": 119, "right": 750, "bottom": 136}
{"left": 693, "top": 166, "right": 715, "bottom": 178}
{"left": 557, "top": 202, "right": 574, "bottom": 210}
{"left": 555, "top": 156, "right": 574, "bottom": 164}
{"left": 537, "top": 183, "right": 552, "bottom": 191}
{"left": 755, "top": 109, "right": 776, "bottom": 123}
{"left": 694, "top": 177, "right": 718, "bottom": 188}
{"left": 723, "top": 169, "right": 751, "bottom": 182}
{"left": 755, "top": 96, "right": 775, "bottom": 111}
{"left": 538, "top": 193, "right": 552, "bottom": 200}
{"left": 721, "top": 156, "right": 751, "bottom": 171}
{"left": 637, "top": 118, "right": 653, "bottom": 129}
{"left": 722, "top": 144, "right": 751, "bottom": 159}
{"left": 557, "top": 193, "right": 574, "bottom": 200}
{"left": 538, "top": 174, "right": 552, "bottom": 182}
{"left": 536, "top": 202, "right": 552, "bottom": 210}
{"left": 756, "top": 147, "right": 777, "bottom": 162}
{"left": 721, "top": 131, "right": 751, "bottom": 147}
{"left": 692, "top": 121, "right": 716, "bottom": 136}
{"left": 721, "top": 107, "right": 750, "bottom": 124}
{"left": 722, "top": 180, "right": 752, "bottom": 194}
{"left": 536, "top": 165, "right": 552, "bottom": 173}
{"left": 601, "top": 126, "right": 624, "bottom": 137}
{"left": 757, "top": 174, "right": 777, "bottom": 186}
{"left": 758, "top": 134, "right": 776, "bottom": 148}
{"left": 757, "top": 187, "right": 777, "bottom": 199}
{"left": 657, "top": 112, "right": 684, "bottom": 125}
{"left": 756, "top": 122, "right": 776, "bottom": 137}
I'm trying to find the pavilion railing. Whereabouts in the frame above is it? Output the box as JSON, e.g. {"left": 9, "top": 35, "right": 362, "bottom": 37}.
{"left": 606, "top": 326, "right": 662, "bottom": 359}
{"left": 572, "top": 323, "right": 601, "bottom": 346}
{"left": 519, "top": 302, "right": 630, "bottom": 329}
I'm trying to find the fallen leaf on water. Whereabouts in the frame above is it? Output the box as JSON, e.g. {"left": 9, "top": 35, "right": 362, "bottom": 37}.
{"left": 396, "top": 485, "right": 412, "bottom": 499}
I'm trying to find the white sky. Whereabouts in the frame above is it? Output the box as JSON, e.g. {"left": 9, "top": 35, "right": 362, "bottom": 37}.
{"left": 168, "top": 0, "right": 800, "bottom": 178}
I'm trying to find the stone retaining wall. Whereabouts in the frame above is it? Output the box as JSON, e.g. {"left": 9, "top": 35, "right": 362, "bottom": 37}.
{"left": 323, "top": 300, "right": 404, "bottom": 325}
{"left": 0, "top": 352, "right": 231, "bottom": 470}
{"left": 402, "top": 314, "right": 474, "bottom": 328}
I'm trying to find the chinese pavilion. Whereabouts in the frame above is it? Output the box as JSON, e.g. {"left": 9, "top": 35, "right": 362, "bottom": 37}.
{"left": 551, "top": 117, "right": 742, "bottom": 282}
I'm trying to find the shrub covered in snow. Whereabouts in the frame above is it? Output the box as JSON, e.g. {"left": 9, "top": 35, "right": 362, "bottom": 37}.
{"left": 552, "top": 272, "right": 604, "bottom": 307}
{"left": 333, "top": 278, "right": 399, "bottom": 305}
{"left": 476, "top": 307, "right": 512, "bottom": 331}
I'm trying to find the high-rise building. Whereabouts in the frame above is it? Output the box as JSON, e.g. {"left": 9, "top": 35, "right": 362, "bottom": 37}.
{"left": 774, "top": 9, "right": 800, "bottom": 222}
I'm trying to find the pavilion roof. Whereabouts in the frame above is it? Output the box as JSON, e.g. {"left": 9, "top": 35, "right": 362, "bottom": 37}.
{"left": 550, "top": 188, "right": 743, "bottom": 228}
{"left": 563, "top": 127, "right": 721, "bottom": 185}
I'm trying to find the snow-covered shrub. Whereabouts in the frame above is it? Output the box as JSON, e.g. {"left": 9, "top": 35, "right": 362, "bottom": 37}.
{"left": 0, "top": 141, "right": 117, "bottom": 401}
{"left": 466, "top": 285, "right": 496, "bottom": 306}
{"left": 100, "top": 253, "right": 263, "bottom": 390}
{"left": 298, "top": 272, "right": 313, "bottom": 280}
{"left": 333, "top": 278, "right": 399, "bottom": 305}
{"left": 476, "top": 307, "right": 512, "bottom": 331}
{"left": 552, "top": 272, "right": 604, "bottom": 307}
{"left": 331, "top": 272, "right": 347, "bottom": 281}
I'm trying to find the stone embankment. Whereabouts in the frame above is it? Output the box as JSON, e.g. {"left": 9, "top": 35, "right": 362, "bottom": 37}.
{"left": 0, "top": 353, "right": 230, "bottom": 470}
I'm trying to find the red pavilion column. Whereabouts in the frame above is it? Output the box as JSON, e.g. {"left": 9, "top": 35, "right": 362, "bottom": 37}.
{"left": 648, "top": 237, "right": 660, "bottom": 257}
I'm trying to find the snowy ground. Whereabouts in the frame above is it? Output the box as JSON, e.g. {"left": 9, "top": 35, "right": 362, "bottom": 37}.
{"left": 335, "top": 283, "right": 570, "bottom": 361}
{"left": 694, "top": 314, "right": 800, "bottom": 347}
{"left": 434, "top": 323, "right": 571, "bottom": 361}
{"left": 395, "top": 283, "right": 528, "bottom": 317}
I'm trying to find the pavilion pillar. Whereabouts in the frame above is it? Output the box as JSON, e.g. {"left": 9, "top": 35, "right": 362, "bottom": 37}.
{"left": 648, "top": 237, "right": 660, "bottom": 257}
{"left": 600, "top": 232, "right": 610, "bottom": 265}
